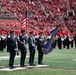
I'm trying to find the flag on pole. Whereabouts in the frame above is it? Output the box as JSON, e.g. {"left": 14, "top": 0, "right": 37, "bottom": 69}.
{"left": 21, "top": 18, "right": 28, "bottom": 30}
{"left": 21, "top": 6, "right": 29, "bottom": 30}
{"left": 42, "top": 26, "right": 59, "bottom": 54}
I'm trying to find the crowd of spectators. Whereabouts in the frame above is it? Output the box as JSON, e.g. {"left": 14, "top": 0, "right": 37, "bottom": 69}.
{"left": 0, "top": 0, "right": 76, "bottom": 36}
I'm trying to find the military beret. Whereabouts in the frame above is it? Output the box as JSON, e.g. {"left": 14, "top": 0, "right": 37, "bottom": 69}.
{"left": 10, "top": 31, "right": 14, "bottom": 34}
{"left": 29, "top": 31, "right": 33, "bottom": 34}
{"left": 21, "top": 30, "right": 25, "bottom": 33}
{"left": 39, "top": 32, "right": 42, "bottom": 34}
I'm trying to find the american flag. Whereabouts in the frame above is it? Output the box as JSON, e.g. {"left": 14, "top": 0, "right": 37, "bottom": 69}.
{"left": 21, "top": 7, "right": 29, "bottom": 30}
{"left": 21, "top": 18, "right": 28, "bottom": 30}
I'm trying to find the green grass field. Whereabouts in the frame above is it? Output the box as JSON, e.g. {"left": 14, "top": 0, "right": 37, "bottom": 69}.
{"left": 0, "top": 48, "right": 76, "bottom": 75}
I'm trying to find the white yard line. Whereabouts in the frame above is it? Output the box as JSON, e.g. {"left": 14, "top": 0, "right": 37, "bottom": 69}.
{"left": 73, "top": 59, "right": 76, "bottom": 61}
{"left": 0, "top": 65, "right": 49, "bottom": 71}
{"left": 0, "top": 56, "right": 29, "bottom": 60}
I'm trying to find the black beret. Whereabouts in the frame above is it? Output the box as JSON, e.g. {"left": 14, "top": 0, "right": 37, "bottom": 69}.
{"left": 10, "top": 31, "right": 14, "bottom": 34}
{"left": 29, "top": 31, "right": 33, "bottom": 34}
{"left": 21, "top": 30, "right": 25, "bottom": 33}
{"left": 39, "top": 32, "right": 42, "bottom": 34}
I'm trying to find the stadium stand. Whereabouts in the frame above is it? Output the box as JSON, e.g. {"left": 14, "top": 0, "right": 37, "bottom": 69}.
{"left": 0, "top": 0, "right": 76, "bottom": 35}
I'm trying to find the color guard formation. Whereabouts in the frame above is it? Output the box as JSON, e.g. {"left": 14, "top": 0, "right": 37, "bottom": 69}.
{"left": 0, "top": 29, "right": 76, "bottom": 69}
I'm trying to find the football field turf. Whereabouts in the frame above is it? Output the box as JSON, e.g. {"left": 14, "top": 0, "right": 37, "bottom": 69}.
{"left": 0, "top": 48, "right": 76, "bottom": 75}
